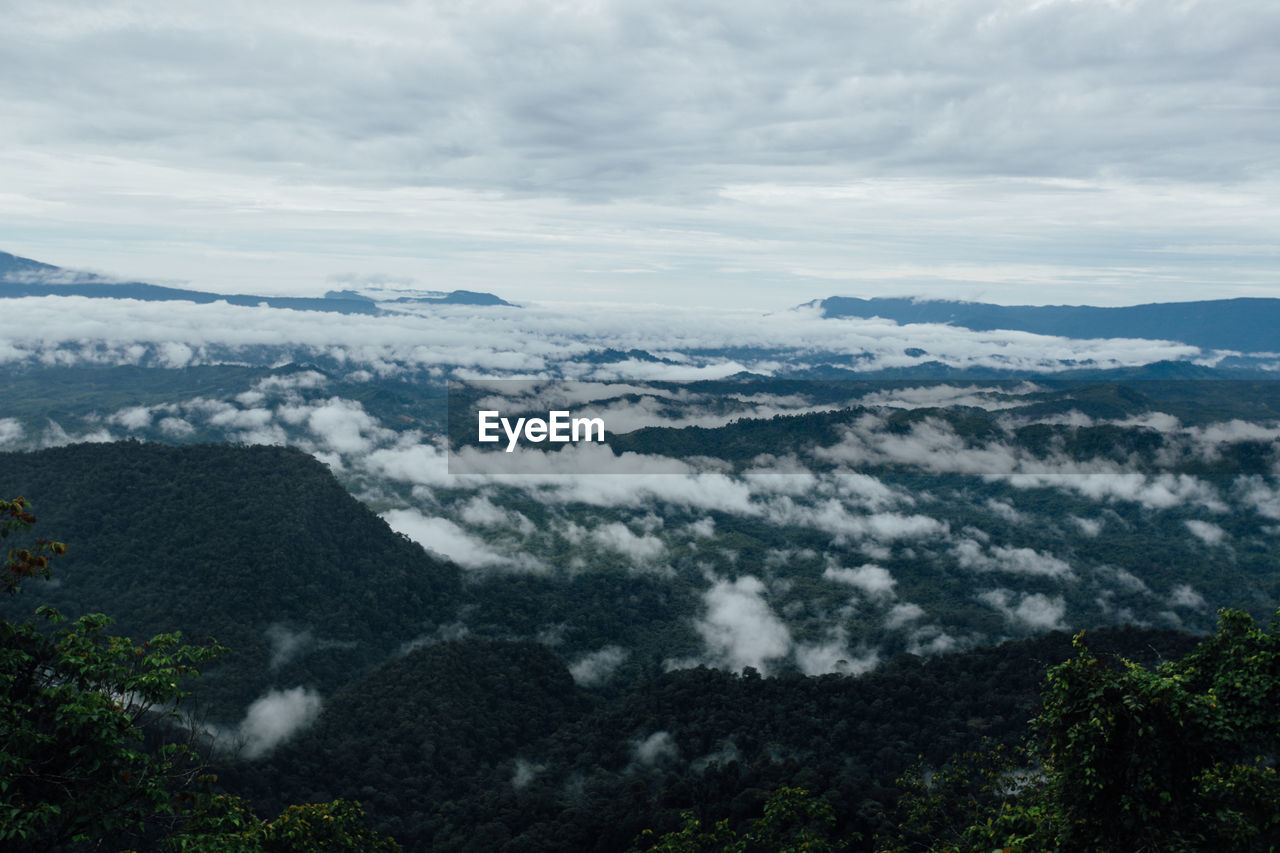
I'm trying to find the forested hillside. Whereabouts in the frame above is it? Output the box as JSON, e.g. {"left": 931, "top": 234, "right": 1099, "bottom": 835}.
{"left": 0, "top": 442, "right": 461, "bottom": 717}
{"left": 0, "top": 426, "right": 1275, "bottom": 850}
{"left": 229, "top": 626, "right": 1195, "bottom": 851}
{"left": 811, "top": 296, "right": 1280, "bottom": 355}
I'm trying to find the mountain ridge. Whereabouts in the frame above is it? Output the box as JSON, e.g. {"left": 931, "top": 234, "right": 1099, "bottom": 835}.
{"left": 807, "top": 295, "right": 1280, "bottom": 354}
{"left": 0, "top": 250, "right": 514, "bottom": 313}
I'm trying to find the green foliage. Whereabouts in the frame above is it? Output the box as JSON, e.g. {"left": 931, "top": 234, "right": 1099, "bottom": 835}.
{"left": 168, "top": 794, "right": 400, "bottom": 852}
{"left": 235, "top": 624, "right": 1191, "bottom": 852}
{"left": 0, "top": 604, "right": 224, "bottom": 848}
{"left": 876, "top": 742, "right": 1042, "bottom": 853}
{"left": 3, "top": 499, "right": 211, "bottom": 849}
{"left": 632, "top": 787, "right": 845, "bottom": 853}
{"left": 633, "top": 810, "right": 738, "bottom": 853}
{"left": 1, "top": 496, "right": 66, "bottom": 593}
{"left": 0, "top": 443, "right": 462, "bottom": 716}
{"left": 5, "top": 433, "right": 1277, "bottom": 851}
{"left": 0, "top": 498, "right": 399, "bottom": 851}
{"left": 888, "top": 610, "right": 1280, "bottom": 852}
{"left": 1034, "top": 613, "right": 1280, "bottom": 851}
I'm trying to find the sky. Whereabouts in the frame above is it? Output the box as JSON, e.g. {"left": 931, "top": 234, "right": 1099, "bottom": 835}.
{"left": 1, "top": 0, "right": 1278, "bottom": 310}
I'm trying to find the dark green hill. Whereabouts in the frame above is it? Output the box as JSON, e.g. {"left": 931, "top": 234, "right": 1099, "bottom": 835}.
{"left": 0, "top": 250, "right": 512, "bottom": 313}
{"left": 0, "top": 442, "right": 462, "bottom": 718}
{"left": 0, "top": 250, "right": 60, "bottom": 278}
{"left": 235, "top": 625, "right": 1195, "bottom": 852}
{"left": 810, "top": 296, "right": 1280, "bottom": 354}
{"left": 234, "top": 638, "right": 588, "bottom": 846}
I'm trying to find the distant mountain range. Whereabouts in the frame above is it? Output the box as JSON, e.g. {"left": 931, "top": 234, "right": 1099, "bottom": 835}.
{"left": 808, "top": 296, "right": 1280, "bottom": 354}
{"left": 0, "top": 251, "right": 514, "bottom": 313}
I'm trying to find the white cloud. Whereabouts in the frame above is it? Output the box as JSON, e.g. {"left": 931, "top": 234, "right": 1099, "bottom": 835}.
{"left": 1237, "top": 476, "right": 1280, "bottom": 520}
{"left": 0, "top": 418, "right": 23, "bottom": 446}
{"left": 793, "top": 628, "right": 879, "bottom": 676}
{"left": 264, "top": 624, "right": 312, "bottom": 670}
{"left": 632, "top": 731, "right": 679, "bottom": 766}
{"left": 0, "top": 293, "right": 1217, "bottom": 382}
{"left": 694, "top": 576, "right": 792, "bottom": 675}
{"left": 234, "top": 686, "right": 322, "bottom": 760}
{"left": 687, "top": 516, "right": 716, "bottom": 538}
{"left": 381, "top": 508, "right": 515, "bottom": 569}
{"left": 158, "top": 416, "right": 195, "bottom": 437}
{"left": 1184, "top": 519, "right": 1226, "bottom": 545}
{"left": 108, "top": 405, "right": 152, "bottom": 430}
{"left": 303, "top": 398, "right": 392, "bottom": 456}
{"left": 255, "top": 371, "right": 329, "bottom": 395}
{"left": 537, "top": 469, "right": 759, "bottom": 516}
{"left": 985, "top": 499, "right": 1023, "bottom": 524}
{"left": 361, "top": 441, "right": 451, "bottom": 487}
{"left": 1072, "top": 516, "right": 1103, "bottom": 537}
{"left": 885, "top": 602, "right": 926, "bottom": 630}
{"left": 590, "top": 522, "right": 666, "bottom": 563}
{"left": 1097, "top": 565, "right": 1151, "bottom": 595}
{"left": 1190, "top": 420, "right": 1280, "bottom": 453}
{"left": 155, "top": 342, "right": 194, "bottom": 368}
{"left": 457, "top": 495, "right": 535, "bottom": 534}
{"left": 1008, "top": 472, "right": 1226, "bottom": 512}
{"left": 5, "top": 0, "right": 1278, "bottom": 309}
{"left": 954, "top": 540, "right": 1074, "bottom": 580}
{"left": 512, "top": 758, "right": 545, "bottom": 789}
{"left": 765, "top": 497, "right": 947, "bottom": 543}
{"left": 859, "top": 383, "right": 1042, "bottom": 411}
{"left": 208, "top": 406, "right": 272, "bottom": 431}
{"left": 907, "top": 627, "right": 959, "bottom": 656}
{"left": 828, "top": 471, "right": 907, "bottom": 511}
{"left": 569, "top": 645, "right": 629, "bottom": 687}
{"left": 822, "top": 563, "right": 897, "bottom": 598}
{"left": 978, "top": 589, "right": 1067, "bottom": 631}
{"left": 40, "top": 420, "right": 114, "bottom": 447}
{"left": 1169, "top": 583, "right": 1206, "bottom": 609}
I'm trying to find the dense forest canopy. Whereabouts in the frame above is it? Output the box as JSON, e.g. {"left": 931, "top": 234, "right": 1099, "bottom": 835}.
{"left": 2, "top": 368, "right": 1279, "bottom": 849}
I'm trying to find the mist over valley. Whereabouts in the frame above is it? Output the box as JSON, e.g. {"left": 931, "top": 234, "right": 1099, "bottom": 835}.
{"left": 3, "top": 251, "right": 1279, "bottom": 849}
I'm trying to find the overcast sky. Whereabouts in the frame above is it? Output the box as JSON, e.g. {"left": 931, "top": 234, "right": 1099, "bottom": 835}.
{"left": 2, "top": 0, "right": 1277, "bottom": 309}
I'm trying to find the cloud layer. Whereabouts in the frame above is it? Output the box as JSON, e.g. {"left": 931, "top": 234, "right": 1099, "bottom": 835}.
{"left": 2, "top": 0, "right": 1278, "bottom": 306}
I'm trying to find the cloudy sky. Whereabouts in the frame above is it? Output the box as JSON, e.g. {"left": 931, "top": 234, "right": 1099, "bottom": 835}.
{"left": 2, "top": 0, "right": 1277, "bottom": 309}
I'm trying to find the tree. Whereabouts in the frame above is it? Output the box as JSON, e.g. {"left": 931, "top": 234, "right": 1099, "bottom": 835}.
{"left": 885, "top": 611, "right": 1280, "bottom": 852}
{"left": 2, "top": 496, "right": 66, "bottom": 593}
{"left": 0, "top": 498, "right": 400, "bottom": 851}
{"left": 875, "top": 742, "right": 1042, "bottom": 853}
{"left": 1, "top": 495, "right": 224, "bottom": 848}
{"left": 167, "top": 794, "right": 401, "bottom": 852}
{"left": 0, "top": 608, "right": 224, "bottom": 849}
{"left": 1036, "top": 613, "right": 1280, "bottom": 851}
{"left": 632, "top": 786, "right": 846, "bottom": 853}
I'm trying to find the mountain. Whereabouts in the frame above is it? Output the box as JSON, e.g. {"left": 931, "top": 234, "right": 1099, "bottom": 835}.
{"left": 235, "top": 624, "right": 1196, "bottom": 851}
{"left": 0, "top": 442, "right": 462, "bottom": 718}
{"left": 379, "top": 288, "right": 514, "bottom": 307}
{"left": 808, "top": 296, "right": 1280, "bottom": 354}
{"left": 0, "top": 250, "right": 513, "bottom": 313}
{"left": 0, "top": 250, "right": 61, "bottom": 279}
{"left": 0, "top": 429, "right": 1268, "bottom": 849}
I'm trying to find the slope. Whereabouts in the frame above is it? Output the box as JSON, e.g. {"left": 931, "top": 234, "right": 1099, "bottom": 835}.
{"left": 811, "top": 296, "right": 1280, "bottom": 354}
{"left": 0, "top": 442, "right": 462, "bottom": 718}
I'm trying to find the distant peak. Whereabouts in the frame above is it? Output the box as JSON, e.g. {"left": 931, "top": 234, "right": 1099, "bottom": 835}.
{"left": 805, "top": 294, "right": 1280, "bottom": 354}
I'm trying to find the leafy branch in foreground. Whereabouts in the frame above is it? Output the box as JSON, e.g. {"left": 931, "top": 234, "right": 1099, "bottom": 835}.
{"left": 0, "top": 608, "right": 225, "bottom": 849}
{"left": 881, "top": 609, "right": 1280, "bottom": 853}
{"left": 2, "top": 496, "right": 67, "bottom": 593}
{"left": 166, "top": 794, "right": 400, "bottom": 852}
{"left": 631, "top": 786, "right": 847, "bottom": 853}
{"left": 0, "top": 497, "right": 398, "bottom": 851}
